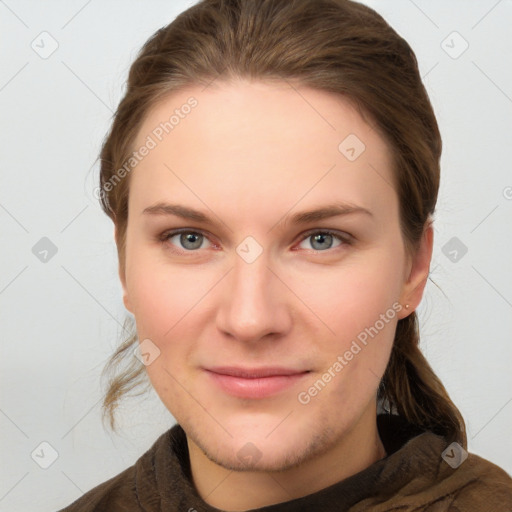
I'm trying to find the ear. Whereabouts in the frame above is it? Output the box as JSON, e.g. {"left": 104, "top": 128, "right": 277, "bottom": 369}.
{"left": 115, "top": 224, "right": 133, "bottom": 313}
{"left": 398, "top": 221, "right": 434, "bottom": 319}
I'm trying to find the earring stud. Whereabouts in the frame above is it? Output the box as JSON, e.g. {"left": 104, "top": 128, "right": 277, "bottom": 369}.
{"left": 405, "top": 304, "right": 410, "bottom": 309}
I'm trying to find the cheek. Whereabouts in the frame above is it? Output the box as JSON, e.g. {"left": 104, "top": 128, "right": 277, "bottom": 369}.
{"left": 127, "top": 262, "right": 198, "bottom": 402}
{"left": 297, "top": 250, "right": 404, "bottom": 335}
{"left": 126, "top": 249, "right": 202, "bottom": 337}
{"left": 293, "top": 248, "right": 403, "bottom": 396}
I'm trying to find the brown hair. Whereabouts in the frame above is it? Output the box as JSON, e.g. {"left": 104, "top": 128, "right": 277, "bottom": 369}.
{"left": 98, "top": 0, "right": 466, "bottom": 447}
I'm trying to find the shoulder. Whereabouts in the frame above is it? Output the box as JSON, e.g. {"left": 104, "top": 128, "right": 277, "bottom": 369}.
{"left": 376, "top": 428, "right": 512, "bottom": 511}
{"left": 440, "top": 451, "right": 512, "bottom": 510}
{"left": 459, "top": 451, "right": 512, "bottom": 492}
{"left": 56, "top": 463, "right": 138, "bottom": 511}
{"left": 57, "top": 427, "right": 177, "bottom": 512}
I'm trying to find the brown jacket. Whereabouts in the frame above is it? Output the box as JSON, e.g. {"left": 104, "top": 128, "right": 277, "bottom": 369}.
{"left": 58, "top": 414, "right": 512, "bottom": 511}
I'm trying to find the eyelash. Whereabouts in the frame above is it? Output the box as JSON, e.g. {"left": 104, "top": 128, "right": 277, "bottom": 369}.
{"left": 158, "top": 228, "right": 353, "bottom": 254}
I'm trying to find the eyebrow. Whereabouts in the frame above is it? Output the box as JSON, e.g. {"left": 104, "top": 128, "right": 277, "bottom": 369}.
{"left": 142, "top": 202, "right": 373, "bottom": 227}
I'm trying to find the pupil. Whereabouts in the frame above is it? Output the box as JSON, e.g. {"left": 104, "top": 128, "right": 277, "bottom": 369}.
{"left": 182, "top": 233, "right": 201, "bottom": 249}
{"left": 313, "top": 233, "right": 331, "bottom": 250}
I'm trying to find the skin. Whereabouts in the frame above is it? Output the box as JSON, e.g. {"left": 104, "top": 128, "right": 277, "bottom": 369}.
{"left": 117, "top": 79, "right": 433, "bottom": 511}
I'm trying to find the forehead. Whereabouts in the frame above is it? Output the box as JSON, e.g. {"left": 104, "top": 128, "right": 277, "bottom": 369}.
{"left": 128, "top": 79, "right": 397, "bottom": 221}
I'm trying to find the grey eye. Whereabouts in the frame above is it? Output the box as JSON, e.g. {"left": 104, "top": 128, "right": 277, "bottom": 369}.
{"left": 298, "top": 232, "right": 343, "bottom": 251}
{"left": 178, "top": 232, "right": 204, "bottom": 250}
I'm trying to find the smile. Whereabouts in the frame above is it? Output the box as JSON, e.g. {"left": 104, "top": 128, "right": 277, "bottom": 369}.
{"left": 203, "top": 366, "right": 311, "bottom": 399}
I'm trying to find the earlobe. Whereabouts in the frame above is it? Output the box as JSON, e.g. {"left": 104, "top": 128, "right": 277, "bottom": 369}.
{"left": 122, "top": 291, "right": 133, "bottom": 314}
{"left": 119, "top": 267, "right": 132, "bottom": 313}
{"left": 399, "top": 223, "right": 434, "bottom": 318}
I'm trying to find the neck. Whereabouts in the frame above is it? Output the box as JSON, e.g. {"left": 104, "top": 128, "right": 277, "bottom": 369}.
{"left": 187, "top": 405, "right": 386, "bottom": 511}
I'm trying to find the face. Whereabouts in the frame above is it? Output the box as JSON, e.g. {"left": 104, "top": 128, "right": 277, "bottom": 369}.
{"left": 119, "top": 79, "right": 423, "bottom": 472}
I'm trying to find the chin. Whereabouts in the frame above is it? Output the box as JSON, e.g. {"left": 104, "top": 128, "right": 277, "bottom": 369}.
{"left": 198, "top": 432, "right": 320, "bottom": 472}
{"left": 185, "top": 407, "right": 342, "bottom": 472}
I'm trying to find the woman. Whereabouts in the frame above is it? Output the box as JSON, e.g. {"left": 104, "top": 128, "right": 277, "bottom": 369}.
{"left": 59, "top": 0, "right": 512, "bottom": 510}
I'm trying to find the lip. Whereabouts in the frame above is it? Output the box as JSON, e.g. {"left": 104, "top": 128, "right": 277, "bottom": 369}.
{"left": 204, "top": 366, "right": 310, "bottom": 399}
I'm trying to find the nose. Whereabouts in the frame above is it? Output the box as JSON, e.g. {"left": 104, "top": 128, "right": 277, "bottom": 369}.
{"left": 216, "top": 250, "right": 292, "bottom": 344}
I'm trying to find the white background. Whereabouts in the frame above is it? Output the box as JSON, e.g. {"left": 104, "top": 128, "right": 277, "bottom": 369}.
{"left": 0, "top": 1, "right": 511, "bottom": 510}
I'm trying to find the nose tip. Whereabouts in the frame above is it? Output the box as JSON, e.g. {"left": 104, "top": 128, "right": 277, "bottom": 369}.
{"left": 215, "top": 255, "right": 291, "bottom": 343}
